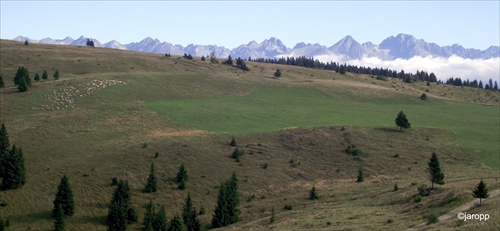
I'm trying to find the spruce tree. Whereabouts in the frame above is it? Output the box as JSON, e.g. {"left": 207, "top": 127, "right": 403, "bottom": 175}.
{"left": 274, "top": 69, "right": 282, "bottom": 78}
{"left": 53, "top": 175, "right": 75, "bottom": 217}
{"left": 153, "top": 205, "right": 168, "bottom": 231}
{"left": 53, "top": 203, "right": 65, "bottom": 231}
{"left": 42, "top": 70, "right": 48, "bottom": 80}
{"left": 143, "top": 162, "right": 157, "bottom": 193}
{"left": 107, "top": 200, "right": 127, "bottom": 231}
{"left": 34, "top": 72, "right": 40, "bottom": 81}
{"left": 107, "top": 180, "right": 137, "bottom": 230}
{"left": 0, "top": 74, "right": 5, "bottom": 88}
{"left": 212, "top": 172, "right": 240, "bottom": 228}
{"left": 2, "top": 145, "right": 26, "bottom": 190}
{"left": 428, "top": 152, "right": 444, "bottom": 189}
{"left": 357, "top": 167, "right": 364, "bottom": 182}
{"left": 309, "top": 186, "right": 319, "bottom": 200}
{"left": 169, "top": 214, "right": 186, "bottom": 231}
{"left": 395, "top": 111, "right": 411, "bottom": 131}
{"left": 17, "top": 75, "right": 28, "bottom": 92}
{"left": 182, "top": 193, "right": 201, "bottom": 231}
{"left": 176, "top": 164, "right": 188, "bottom": 183}
{"left": 143, "top": 200, "right": 155, "bottom": 231}
{"left": 472, "top": 180, "right": 489, "bottom": 206}
{"left": 24, "top": 40, "right": 29, "bottom": 46}
{"left": 0, "top": 123, "right": 9, "bottom": 177}
{"left": 54, "top": 70, "right": 60, "bottom": 80}
{"left": 229, "top": 137, "right": 237, "bottom": 147}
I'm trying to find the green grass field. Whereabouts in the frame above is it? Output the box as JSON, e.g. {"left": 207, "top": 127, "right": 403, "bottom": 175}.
{"left": 0, "top": 40, "right": 499, "bottom": 230}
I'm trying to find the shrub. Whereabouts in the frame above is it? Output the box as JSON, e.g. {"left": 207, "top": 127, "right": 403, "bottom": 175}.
{"left": 414, "top": 195, "right": 422, "bottom": 203}
{"left": 263, "top": 163, "right": 268, "bottom": 169}
{"left": 426, "top": 213, "right": 438, "bottom": 224}
{"left": 418, "top": 184, "right": 431, "bottom": 196}
{"left": 284, "top": 204, "right": 293, "bottom": 210}
{"left": 420, "top": 93, "right": 428, "bottom": 100}
{"left": 111, "top": 177, "right": 118, "bottom": 186}
{"left": 394, "top": 184, "right": 399, "bottom": 191}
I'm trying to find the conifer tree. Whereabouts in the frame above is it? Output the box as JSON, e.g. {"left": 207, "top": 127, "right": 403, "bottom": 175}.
{"left": 357, "top": 167, "right": 364, "bottom": 182}
{"left": 472, "top": 180, "right": 489, "bottom": 206}
{"left": 17, "top": 75, "right": 28, "bottom": 92}
{"left": 143, "top": 200, "right": 155, "bottom": 231}
{"left": 176, "top": 164, "right": 188, "bottom": 183}
{"left": 107, "top": 200, "right": 127, "bottom": 231}
{"left": 0, "top": 123, "right": 9, "bottom": 178}
{"left": 274, "top": 68, "right": 282, "bottom": 78}
{"left": 428, "top": 152, "right": 444, "bottom": 189}
{"left": 169, "top": 214, "right": 186, "bottom": 231}
{"left": 182, "top": 193, "right": 201, "bottom": 231}
{"left": 107, "top": 180, "right": 137, "bottom": 230}
{"left": 212, "top": 172, "right": 240, "bottom": 228}
{"left": 24, "top": 40, "right": 29, "bottom": 46}
{"left": 53, "top": 203, "right": 65, "bottom": 231}
{"left": 143, "top": 162, "right": 157, "bottom": 193}
{"left": 0, "top": 74, "right": 5, "bottom": 88}
{"left": 53, "top": 69, "right": 60, "bottom": 80}
{"left": 42, "top": 70, "right": 48, "bottom": 80}
{"left": 34, "top": 72, "right": 40, "bottom": 81}
{"left": 2, "top": 145, "right": 26, "bottom": 190}
{"left": 309, "top": 186, "right": 319, "bottom": 200}
{"left": 395, "top": 111, "right": 411, "bottom": 131}
{"left": 53, "top": 175, "right": 75, "bottom": 217}
{"left": 153, "top": 205, "right": 168, "bottom": 231}
{"left": 229, "top": 137, "right": 237, "bottom": 147}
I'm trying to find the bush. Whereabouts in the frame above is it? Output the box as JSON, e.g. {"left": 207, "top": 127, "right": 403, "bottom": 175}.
{"left": 414, "top": 195, "right": 422, "bottom": 203}
{"left": 346, "top": 145, "right": 361, "bottom": 156}
{"left": 426, "top": 213, "right": 438, "bottom": 224}
{"left": 283, "top": 204, "right": 293, "bottom": 210}
{"left": 386, "top": 219, "right": 394, "bottom": 224}
{"left": 394, "top": 184, "right": 399, "bottom": 191}
{"left": 420, "top": 93, "right": 428, "bottom": 100}
{"left": 111, "top": 177, "right": 118, "bottom": 186}
{"left": 418, "top": 184, "right": 431, "bottom": 196}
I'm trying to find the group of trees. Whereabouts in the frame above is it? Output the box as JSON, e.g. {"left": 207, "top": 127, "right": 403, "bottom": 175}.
{"left": 223, "top": 55, "right": 250, "bottom": 71}
{"left": 183, "top": 53, "right": 193, "bottom": 60}
{"left": 86, "top": 38, "right": 95, "bottom": 47}
{"left": 445, "top": 77, "right": 499, "bottom": 90}
{"left": 11, "top": 66, "right": 60, "bottom": 92}
{"left": 0, "top": 123, "right": 26, "bottom": 190}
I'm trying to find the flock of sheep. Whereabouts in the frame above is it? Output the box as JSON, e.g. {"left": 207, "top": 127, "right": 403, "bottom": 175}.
{"left": 32, "top": 79, "right": 126, "bottom": 111}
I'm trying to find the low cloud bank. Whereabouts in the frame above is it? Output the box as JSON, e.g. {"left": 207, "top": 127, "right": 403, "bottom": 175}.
{"left": 315, "top": 55, "right": 499, "bottom": 84}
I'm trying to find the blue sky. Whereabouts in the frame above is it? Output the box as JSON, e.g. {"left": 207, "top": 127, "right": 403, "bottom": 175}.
{"left": 1, "top": 1, "right": 499, "bottom": 50}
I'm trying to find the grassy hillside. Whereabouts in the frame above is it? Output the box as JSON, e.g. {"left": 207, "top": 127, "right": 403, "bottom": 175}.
{"left": 0, "top": 40, "right": 498, "bottom": 230}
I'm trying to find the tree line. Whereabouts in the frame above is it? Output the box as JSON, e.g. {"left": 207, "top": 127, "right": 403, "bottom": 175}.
{"left": 0, "top": 66, "right": 60, "bottom": 92}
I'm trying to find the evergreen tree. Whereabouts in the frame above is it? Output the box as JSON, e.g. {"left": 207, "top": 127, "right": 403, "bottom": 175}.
{"left": 143, "top": 162, "right": 157, "bottom": 193}
{"left": 229, "top": 137, "right": 237, "bottom": 147}
{"left": 357, "top": 167, "right": 364, "bottom": 182}
{"left": 182, "top": 193, "right": 201, "bottom": 231}
{"left": 53, "top": 203, "right": 65, "bottom": 231}
{"left": 53, "top": 175, "right": 75, "bottom": 217}
{"left": 212, "top": 172, "right": 240, "bottom": 228}
{"left": 86, "top": 38, "right": 95, "bottom": 47}
{"left": 176, "top": 164, "right": 188, "bottom": 183}
{"left": 178, "top": 178, "right": 186, "bottom": 190}
{"left": 17, "top": 75, "right": 28, "bottom": 92}
{"left": 0, "top": 123, "right": 9, "bottom": 158}
{"left": 223, "top": 55, "right": 233, "bottom": 65}
{"left": 53, "top": 69, "right": 60, "bottom": 80}
{"left": 42, "top": 70, "right": 48, "bottom": 80}
{"left": 153, "top": 205, "right": 168, "bottom": 231}
{"left": 309, "top": 186, "right": 319, "bottom": 200}
{"left": 494, "top": 81, "right": 499, "bottom": 91}
{"left": 2, "top": 145, "right": 26, "bottom": 190}
{"left": 0, "top": 74, "right": 5, "bottom": 88}
{"left": 395, "top": 111, "right": 411, "bottom": 131}
{"left": 472, "top": 180, "right": 489, "bottom": 206}
{"left": 428, "top": 152, "right": 444, "bottom": 189}
{"left": 168, "top": 214, "right": 186, "bottom": 231}
{"left": 339, "top": 65, "right": 346, "bottom": 75}
{"left": 274, "top": 69, "right": 282, "bottom": 78}
{"left": 34, "top": 72, "right": 40, "bottom": 81}
{"left": 420, "top": 93, "right": 427, "bottom": 100}
{"left": 107, "top": 180, "right": 137, "bottom": 230}
{"left": 201, "top": 56, "right": 206, "bottom": 61}
{"left": 24, "top": 40, "right": 29, "bottom": 46}
{"left": 143, "top": 200, "right": 155, "bottom": 231}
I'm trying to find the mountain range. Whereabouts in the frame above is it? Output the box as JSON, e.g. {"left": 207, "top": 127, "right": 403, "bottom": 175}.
{"left": 13, "top": 34, "right": 499, "bottom": 61}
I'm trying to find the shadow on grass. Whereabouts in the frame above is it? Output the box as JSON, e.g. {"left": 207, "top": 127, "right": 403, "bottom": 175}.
{"left": 78, "top": 214, "right": 107, "bottom": 226}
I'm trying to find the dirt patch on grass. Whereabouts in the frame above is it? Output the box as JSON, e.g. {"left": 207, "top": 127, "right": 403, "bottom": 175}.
{"left": 149, "top": 129, "right": 212, "bottom": 137}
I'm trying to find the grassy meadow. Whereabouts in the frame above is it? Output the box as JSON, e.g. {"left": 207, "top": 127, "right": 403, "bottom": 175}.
{"left": 0, "top": 40, "right": 499, "bottom": 230}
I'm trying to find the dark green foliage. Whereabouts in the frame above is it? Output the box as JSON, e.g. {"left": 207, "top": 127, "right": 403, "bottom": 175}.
{"left": 154, "top": 151, "right": 159, "bottom": 158}
{"left": 34, "top": 72, "right": 40, "bottom": 81}
{"left": 395, "top": 111, "right": 411, "bottom": 131}
{"left": 53, "top": 175, "right": 75, "bottom": 217}
{"left": 176, "top": 164, "right": 188, "bottom": 183}
{"left": 357, "top": 168, "right": 364, "bottom": 182}
{"left": 2, "top": 145, "right": 26, "bottom": 190}
{"left": 183, "top": 53, "right": 193, "bottom": 60}
{"left": 42, "top": 70, "right": 48, "bottom": 80}
{"left": 143, "top": 201, "right": 168, "bottom": 231}
{"left": 428, "top": 152, "right": 444, "bottom": 188}
{"left": 472, "top": 180, "right": 489, "bottom": 206}
{"left": 143, "top": 162, "right": 157, "bottom": 193}
{"left": 229, "top": 137, "right": 237, "bottom": 147}
{"left": 418, "top": 184, "right": 431, "bottom": 196}
{"left": 231, "top": 148, "right": 244, "bottom": 162}
{"left": 182, "top": 193, "right": 201, "bottom": 231}
{"left": 236, "top": 58, "right": 250, "bottom": 71}
{"left": 345, "top": 144, "right": 361, "bottom": 156}
{"left": 0, "top": 74, "right": 4, "bottom": 88}
{"left": 86, "top": 38, "right": 94, "bottom": 47}
{"left": 24, "top": 40, "right": 29, "bottom": 45}
{"left": 211, "top": 172, "right": 240, "bottom": 228}
{"left": 283, "top": 204, "right": 293, "bottom": 210}
{"left": 53, "top": 69, "right": 60, "bottom": 80}
{"left": 263, "top": 163, "right": 268, "bottom": 170}
{"left": 420, "top": 93, "right": 428, "bottom": 100}
{"left": 309, "top": 186, "right": 319, "bottom": 200}
{"left": 274, "top": 68, "right": 282, "bottom": 78}
{"left": 178, "top": 179, "right": 186, "bottom": 190}
{"left": 14, "top": 66, "right": 31, "bottom": 87}
{"left": 414, "top": 195, "right": 422, "bottom": 203}
{"left": 53, "top": 203, "right": 65, "bottom": 231}
{"left": 111, "top": 177, "right": 118, "bottom": 186}
{"left": 0, "top": 219, "right": 4, "bottom": 231}
{"left": 394, "top": 183, "right": 399, "bottom": 191}
{"left": 223, "top": 55, "right": 233, "bottom": 65}
{"left": 107, "top": 180, "right": 137, "bottom": 231}
{"left": 0, "top": 123, "right": 9, "bottom": 177}
{"left": 17, "top": 75, "right": 28, "bottom": 92}
{"left": 198, "top": 207, "right": 205, "bottom": 215}
{"left": 426, "top": 213, "right": 438, "bottom": 224}
{"left": 169, "top": 214, "right": 186, "bottom": 231}
{"left": 339, "top": 65, "right": 346, "bottom": 75}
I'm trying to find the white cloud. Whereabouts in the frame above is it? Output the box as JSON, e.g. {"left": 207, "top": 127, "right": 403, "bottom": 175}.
{"left": 315, "top": 55, "right": 500, "bottom": 84}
